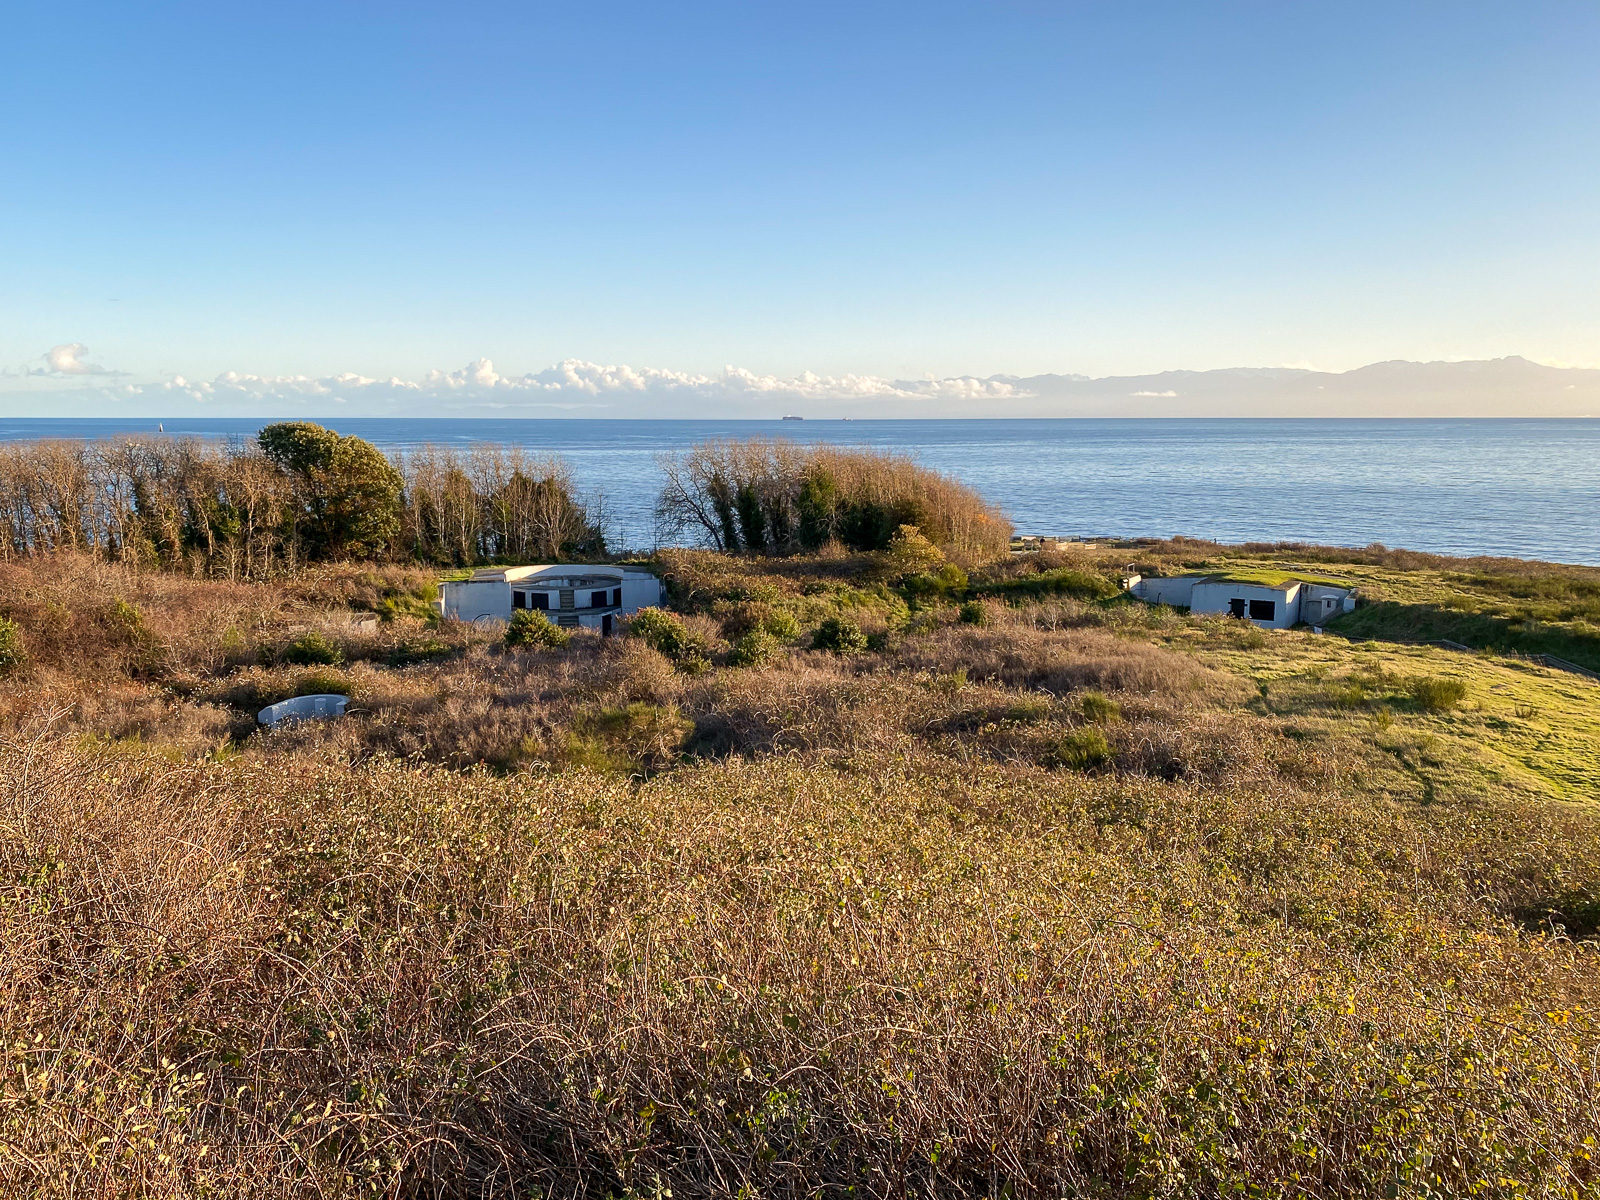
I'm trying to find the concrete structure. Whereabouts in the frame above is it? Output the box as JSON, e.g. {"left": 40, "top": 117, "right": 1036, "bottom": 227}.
{"left": 1127, "top": 574, "right": 1355, "bottom": 629}
{"left": 259, "top": 693, "right": 349, "bottom": 729}
{"left": 1013, "top": 535, "right": 1093, "bottom": 553}
{"left": 438, "top": 564, "right": 666, "bottom": 634}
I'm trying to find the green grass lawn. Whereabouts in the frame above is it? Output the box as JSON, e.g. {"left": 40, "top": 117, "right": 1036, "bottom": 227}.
{"left": 1187, "top": 626, "right": 1600, "bottom": 805}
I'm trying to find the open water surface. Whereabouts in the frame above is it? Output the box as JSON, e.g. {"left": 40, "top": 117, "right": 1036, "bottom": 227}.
{"left": 1, "top": 417, "right": 1595, "bottom": 564}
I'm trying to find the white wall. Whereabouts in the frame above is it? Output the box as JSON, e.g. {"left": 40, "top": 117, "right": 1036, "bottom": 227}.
{"left": 1133, "top": 575, "right": 1200, "bottom": 606}
{"left": 1301, "top": 584, "right": 1356, "bottom": 623}
{"left": 1299, "top": 582, "right": 1350, "bottom": 620}
{"left": 1190, "top": 581, "right": 1300, "bottom": 629}
{"left": 439, "top": 579, "right": 512, "bottom": 625}
{"left": 619, "top": 572, "right": 667, "bottom": 611}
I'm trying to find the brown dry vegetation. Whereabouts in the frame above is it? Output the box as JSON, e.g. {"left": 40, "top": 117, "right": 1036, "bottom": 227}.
{"left": 2, "top": 546, "right": 1599, "bottom": 1198}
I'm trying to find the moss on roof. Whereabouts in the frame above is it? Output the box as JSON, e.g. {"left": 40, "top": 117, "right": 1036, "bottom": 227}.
{"left": 1198, "top": 568, "right": 1353, "bottom": 589}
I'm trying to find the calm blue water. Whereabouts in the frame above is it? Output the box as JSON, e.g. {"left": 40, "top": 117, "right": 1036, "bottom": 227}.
{"left": 1, "top": 418, "right": 1596, "bottom": 565}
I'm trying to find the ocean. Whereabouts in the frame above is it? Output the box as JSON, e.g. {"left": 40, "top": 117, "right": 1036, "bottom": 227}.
{"left": 1, "top": 417, "right": 1596, "bottom": 565}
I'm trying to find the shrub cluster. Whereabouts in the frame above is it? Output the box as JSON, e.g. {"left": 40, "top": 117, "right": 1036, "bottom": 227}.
{"left": 812, "top": 616, "right": 868, "bottom": 655}
{"left": 1408, "top": 674, "right": 1469, "bottom": 712}
{"left": 504, "top": 610, "right": 572, "bottom": 649}
{"left": 278, "top": 630, "right": 344, "bottom": 666}
{"left": 1077, "top": 690, "right": 1122, "bottom": 724}
{"left": 729, "top": 628, "right": 782, "bottom": 668}
{"left": 1055, "top": 725, "right": 1112, "bottom": 770}
{"left": 655, "top": 439, "right": 1012, "bottom": 558}
{"left": 627, "top": 609, "right": 713, "bottom": 673}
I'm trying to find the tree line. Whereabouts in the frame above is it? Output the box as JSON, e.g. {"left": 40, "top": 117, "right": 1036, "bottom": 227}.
{"left": 0, "top": 423, "right": 605, "bottom": 575}
{"left": 0, "top": 426, "right": 1009, "bottom": 574}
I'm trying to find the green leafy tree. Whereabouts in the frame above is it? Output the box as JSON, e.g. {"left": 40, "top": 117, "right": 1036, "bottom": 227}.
{"left": 795, "top": 468, "right": 839, "bottom": 550}
{"left": 258, "top": 422, "right": 403, "bottom": 561}
{"left": 735, "top": 484, "right": 768, "bottom": 554}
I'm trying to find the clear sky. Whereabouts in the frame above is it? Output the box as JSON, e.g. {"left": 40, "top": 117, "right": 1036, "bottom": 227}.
{"left": 4, "top": 1, "right": 1599, "bottom": 413}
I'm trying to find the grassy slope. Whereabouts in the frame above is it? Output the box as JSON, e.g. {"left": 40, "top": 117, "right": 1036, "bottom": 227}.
{"left": 1189, "top": 628, "right": 1600, "bottom": 803}
{"left": 1, "top": 546, "right": 1599, "bottom": 1198}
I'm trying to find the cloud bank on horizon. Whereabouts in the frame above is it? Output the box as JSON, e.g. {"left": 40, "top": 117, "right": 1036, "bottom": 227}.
{"left": 5, "top": 351, "right": 1599, "bottom": 419}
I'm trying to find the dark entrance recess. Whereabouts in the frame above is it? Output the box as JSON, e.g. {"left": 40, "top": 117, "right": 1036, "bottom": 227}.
{"left": 513, "top": 591, "right": 527, "bottom": 610}
{"left": 602, "top": 614, "right": 614, "bottom": 636}
{"left": 591, "top": 590, "right": 608, "bottom": 608}
{"left": 1248, "top": 599, "right": 1276, "bottom": 621}
{"left": 531, "top": 592, "right": 549, "bottom": 610}
{"left": 1228, "top": 598, "right": 1247, "bottom": 618}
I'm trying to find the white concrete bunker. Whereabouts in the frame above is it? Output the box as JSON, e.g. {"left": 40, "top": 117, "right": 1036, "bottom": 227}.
{"left": 437, "top": 564, "right": 667, "bottom": 634}
{"left": 259, "top": 693, "right": 349, "bottom": 729}
{"left": 1128, "top": 573, "right": 1355, "bottom": 629}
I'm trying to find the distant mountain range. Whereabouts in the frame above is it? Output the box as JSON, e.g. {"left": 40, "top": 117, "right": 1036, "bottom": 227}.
{"left": 5, "top": 354, "right": 1598, "bottom": 418}
{"left": 968, "top": 357, "right": 1600, "bottom": 419}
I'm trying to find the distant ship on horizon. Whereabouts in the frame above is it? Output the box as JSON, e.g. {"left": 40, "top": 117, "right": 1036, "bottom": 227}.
{"left": 781, "top": 414, "right": 804, "bottom": 421}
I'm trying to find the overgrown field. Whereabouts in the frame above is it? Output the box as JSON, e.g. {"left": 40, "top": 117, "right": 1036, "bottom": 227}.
{"left": 1, "top": 542, "right": 1598, "bottom": 1198}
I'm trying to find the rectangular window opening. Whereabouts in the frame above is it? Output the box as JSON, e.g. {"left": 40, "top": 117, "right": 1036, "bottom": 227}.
{"left": 1248, "top": 599, "right": 1276, "bottom": 620}
{"left": 513, "top": 591, "right": 527, "bottom": 610}
{"left": 591, "top": 590, "right": 608, "bottom": 608}
{"left": 531, "top": 592, "right": 549, "bottom": 610}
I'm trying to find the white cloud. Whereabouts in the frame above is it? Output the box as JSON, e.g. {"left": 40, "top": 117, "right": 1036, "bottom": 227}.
{"left": 1130, "top": 389, "right": 1178, "bottom": 397}
{"left": 44, "top": 343, "right": 116, "bottom": 375}
{"left": 92, "top": 358, "right": 1022, "bottom": 413}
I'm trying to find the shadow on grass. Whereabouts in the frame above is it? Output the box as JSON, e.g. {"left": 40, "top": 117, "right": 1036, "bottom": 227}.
{"left": 1515, "top": 888, "right": 1600, "bottom": 941}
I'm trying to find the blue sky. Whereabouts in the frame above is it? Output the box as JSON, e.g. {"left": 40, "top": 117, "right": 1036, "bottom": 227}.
{"left": 4, "top": 1, "right": 1599, "bottom": 414}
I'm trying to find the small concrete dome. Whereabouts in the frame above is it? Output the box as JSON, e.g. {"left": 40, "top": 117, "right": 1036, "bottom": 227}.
{"left": 258, "top": 693, "right": 349, "bottom": 729}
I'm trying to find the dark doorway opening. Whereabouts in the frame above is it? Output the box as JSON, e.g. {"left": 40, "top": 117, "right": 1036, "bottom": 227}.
{"left": 1228, "top": 598, "right": 1247, "bottom": 618}
{"left": 601, "top": 614, "right": 614, "bottom": 636}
